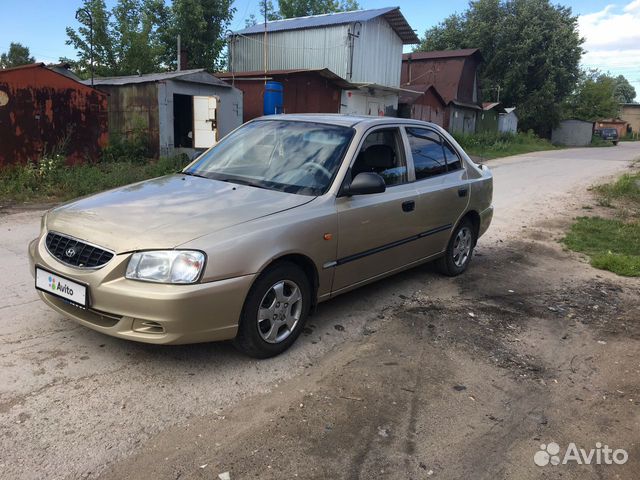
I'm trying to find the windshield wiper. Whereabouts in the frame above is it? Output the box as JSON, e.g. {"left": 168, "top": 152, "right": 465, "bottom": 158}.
{"left": 181, "top": 171, "right": 208, "bottom": 179}
{"left": 220, "top": 177, "right": 270, "bottom": 190}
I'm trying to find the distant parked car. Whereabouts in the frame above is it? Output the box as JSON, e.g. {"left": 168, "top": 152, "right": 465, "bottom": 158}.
{"left": 29, "top": 115, "right": 494, "bottom": 358}
{"left": 596, "top": 128, "right": 619, "bottom": 145}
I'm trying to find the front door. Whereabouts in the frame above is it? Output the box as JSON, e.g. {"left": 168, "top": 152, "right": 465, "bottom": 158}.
{"left": 332, "top": 127, "right": 421, "bottom": 293}
{"left": 193, "top": 96, "right": 218, "bottom": 148}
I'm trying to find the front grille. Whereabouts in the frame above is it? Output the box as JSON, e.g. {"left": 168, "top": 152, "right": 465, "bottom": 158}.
{"left": 45, "top": 232, "right": 114, "bottom": 268}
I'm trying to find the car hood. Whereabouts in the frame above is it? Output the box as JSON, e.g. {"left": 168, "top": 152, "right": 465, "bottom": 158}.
{"left": 46, "top": 174, "right": 315, "bottom": 252}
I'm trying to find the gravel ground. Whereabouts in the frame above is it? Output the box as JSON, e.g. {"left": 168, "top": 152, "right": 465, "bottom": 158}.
{"left": 1, "top": 143, "right": 639, "bottom": 479}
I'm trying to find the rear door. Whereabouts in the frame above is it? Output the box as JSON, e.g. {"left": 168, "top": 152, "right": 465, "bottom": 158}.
{"left": 404, "top": 127, "right": 470, "bottom": 257}
{"left": 193, "top": 96, "right": 218, "bottom": 148}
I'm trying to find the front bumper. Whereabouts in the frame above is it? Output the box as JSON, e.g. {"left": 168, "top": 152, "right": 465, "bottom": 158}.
{"left": 29, "top": 235, "right": 255, "bottom": 344}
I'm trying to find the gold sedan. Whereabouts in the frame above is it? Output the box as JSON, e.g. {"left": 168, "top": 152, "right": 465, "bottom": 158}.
{"left": 29, "top": 115, "right": 493, "bottom": 358}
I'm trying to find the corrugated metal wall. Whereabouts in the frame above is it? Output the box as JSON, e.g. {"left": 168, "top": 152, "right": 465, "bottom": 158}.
{"left": 351, "top": 17, "right": 402, "bottom": 87}
{"left": 231, "top": 18, "right": 403, "bottom": 87}
{"left": 0, "top": 65, "right": 108, "bottom": 166}
{"left": 551, "top": 120, "right": 593, "bottom": 147}
{"left": 498, "top": 112, "right": 518, "bottom": 134}
{"left": 231, "top": 24, "right": 351, "bottom": 79}
{"left": 95, "top": 83, "right": 161, "bottom": 158}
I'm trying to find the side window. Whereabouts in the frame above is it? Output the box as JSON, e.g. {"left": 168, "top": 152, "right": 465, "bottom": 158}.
{"left": 405, "top": 128, "right": 447, "bottom": 180}
{"left": 352, "top": 128, "right": 407, "bottom": 186}
{"left": 443, "top": 140, "right": 463, "bottom": 171}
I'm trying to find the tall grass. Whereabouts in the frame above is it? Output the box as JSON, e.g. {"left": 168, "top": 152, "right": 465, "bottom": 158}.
{"left": 0, "top": 154, "right": 190, "bottom": 204}
{"left": 563, "top": 169, "right": 640, "bottom": 277}
{"left": 453, "top": 131, "right": 556, "bottom": 159}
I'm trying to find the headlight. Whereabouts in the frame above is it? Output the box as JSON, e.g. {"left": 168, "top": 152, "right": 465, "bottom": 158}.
{"left": 125, "top": 251, "right": 206, "bottom": 284}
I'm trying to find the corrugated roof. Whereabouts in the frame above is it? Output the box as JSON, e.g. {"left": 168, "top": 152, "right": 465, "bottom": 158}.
{"left": 450, "top": 99, "right": 482, "bottom": 110}
{"left": 82, "top": 69, "right": 230, "bottom": 87}
{"left": 47, "top": 64, "right": 82, "bottom": 82}
{"left": 0, "top": 62, "right": 103, "bottom": 92}
{"left": 482, "top": 102, "right": 504, "bottom": 111}
{"left": 398, "top": 84, "right": 446, "bottom": 105}
{"left": 0, "top": 62, "right": 45, "bottom": 73}
{"left": 233, "top": 7, "right": 419, "bottom": 44}
{"left": 403, "top": 49, "right": 482, "bottom": 61}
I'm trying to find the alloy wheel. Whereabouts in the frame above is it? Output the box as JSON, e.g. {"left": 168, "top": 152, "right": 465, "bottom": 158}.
{"left": 257, "top": 280, "right": 303, "bottom": 344}
{"left": 452, "top": 226, "right": 472, "bottom": 267}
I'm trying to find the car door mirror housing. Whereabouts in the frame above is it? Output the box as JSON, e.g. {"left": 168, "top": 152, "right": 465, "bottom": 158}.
{"left": 343, "top": 172, "right": 386, "bottom": 196}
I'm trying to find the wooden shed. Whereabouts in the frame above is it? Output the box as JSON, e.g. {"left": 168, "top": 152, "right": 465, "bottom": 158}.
{"left": 477, "top": 102, "right": 505, "bottom": 133}
{"left": 401, "top": 49, "right": 483, "bottom": 133}
{"left": 0, "top": 63, "right": 108, "bottom": 166}
{"left": 398, "top": 84, "right": 446, "bottom": 127}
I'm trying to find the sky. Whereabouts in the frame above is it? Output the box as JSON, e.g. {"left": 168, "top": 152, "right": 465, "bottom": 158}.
{"left": 1, "top": 0, "right": 639, "bottom": 95}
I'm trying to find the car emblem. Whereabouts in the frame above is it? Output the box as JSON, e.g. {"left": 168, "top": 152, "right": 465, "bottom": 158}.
{"left": 65, "top": 247, "right": 77, "bottom": 258}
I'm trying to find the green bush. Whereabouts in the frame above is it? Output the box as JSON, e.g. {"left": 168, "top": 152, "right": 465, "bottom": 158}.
{"left": 0, "top": 154, "right": 190, "bottom": 204}
{"left": 100, "top": 123, "right": 151, "bottom": 164}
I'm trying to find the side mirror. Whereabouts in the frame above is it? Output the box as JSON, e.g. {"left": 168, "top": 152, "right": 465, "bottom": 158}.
{"left": 343, "top": 172, "right": 386, "bottom": 196}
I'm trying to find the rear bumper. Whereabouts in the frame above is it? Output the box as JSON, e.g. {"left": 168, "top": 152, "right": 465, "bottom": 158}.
{"left": 478, "top": 205, "right": 494, "bottom": 239}
{"left": 29, "top": 236, "right": 254, "bottom": 345}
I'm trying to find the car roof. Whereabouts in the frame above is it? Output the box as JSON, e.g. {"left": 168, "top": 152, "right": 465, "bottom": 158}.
{"left": 252, "top": 114, "right": 436, "bottom": 129}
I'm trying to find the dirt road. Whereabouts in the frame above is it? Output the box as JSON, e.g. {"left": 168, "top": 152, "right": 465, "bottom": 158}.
{"left": 1, "top": 143, "right": 639, "bottom": 479}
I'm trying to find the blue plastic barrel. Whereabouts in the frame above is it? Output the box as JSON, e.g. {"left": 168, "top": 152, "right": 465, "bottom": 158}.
{"left": 263, "top": 81, "right": 284, "bottom": 115}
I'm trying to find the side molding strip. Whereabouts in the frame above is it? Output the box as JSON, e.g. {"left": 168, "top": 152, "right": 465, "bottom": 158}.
{"left": 323, "top": 224, "right": 452, "bottom": 269}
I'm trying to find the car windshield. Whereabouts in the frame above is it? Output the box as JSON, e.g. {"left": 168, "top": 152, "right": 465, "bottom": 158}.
{"left": 603, "top": 129, "right": 617, "bottom": 135}
{"left": 183, "top": 120, "right": 354, "bottom": 195}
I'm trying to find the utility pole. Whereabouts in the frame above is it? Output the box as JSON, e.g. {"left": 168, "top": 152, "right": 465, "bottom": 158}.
{"left": 496, "top": 84, "right": 501, "bottom": 103}
{"left": 263, "top": 0, "right": 268, "bottom": 75}
{"left": 177, "top": 34, "right": 181, "bottom": 71}
{"left": 76, "top": 7, "right": 94, "bottom": 86}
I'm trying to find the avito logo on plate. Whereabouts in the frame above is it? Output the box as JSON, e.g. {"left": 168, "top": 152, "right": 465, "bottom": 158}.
{"left": 48, "top": 275, "right": 74, "bottom": 296}
{"left": 534, "top": 442, "right": 628, "bottom": 466}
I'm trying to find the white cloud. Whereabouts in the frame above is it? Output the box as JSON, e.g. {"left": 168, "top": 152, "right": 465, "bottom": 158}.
{"left": 578, "top": 2, "right": 640, "bottom": 52}
{"left": 623, "top": 0, "right": 640, "bottom": 12}
{"left": 578, "top": 1, "right": 640, "bottom": 90}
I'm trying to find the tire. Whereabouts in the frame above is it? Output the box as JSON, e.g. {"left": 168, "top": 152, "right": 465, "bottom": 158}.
{"left": 436, "top": 218, "right": 476, "bottom": 276}
{"left": 233, "top": 262, "right": 311, "bottom": 358}
{"left": 613, "top": 141, "right": 618, "bottom": 146}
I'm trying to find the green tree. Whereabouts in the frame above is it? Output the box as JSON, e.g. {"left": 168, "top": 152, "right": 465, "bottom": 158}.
{"left": 65, "top": 0, "right": 119, "bottom": 77}
{"left": 245, "top": 1, "right": 281, "bottom": 27}
{"left": 0, "top": 42, "right": 35, "bottom": 68}
{"left": 66, "top": 0, "right": 233, "bottom": 75}
{"left": 161, "top": 0, "right": 235, "bottom": 71}
{"left": 110, "top": 0, "right": 169, "bottom": 75}
{"left": 563, "top": 70, "right": 619, "bottom": 121}
{"left": 613, "top": 75, "right": 636, "bottom": 103}
{"left": 416, "top": 0, "right": 584, "bottom": 136}
{"left": 277, "top": 0, "right": 360, "bottom": 19}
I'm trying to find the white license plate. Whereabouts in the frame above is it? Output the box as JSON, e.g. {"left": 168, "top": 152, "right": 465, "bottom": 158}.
{"left": 35, "top": 267, "right": 88, "bottom": 306}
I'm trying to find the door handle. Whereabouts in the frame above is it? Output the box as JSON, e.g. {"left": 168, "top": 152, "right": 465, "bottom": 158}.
{"left": 402, "top": 200, "right": 415, "bottom": 212}
{"left": 458, "top": 187, "right": 468, "bottom": 198}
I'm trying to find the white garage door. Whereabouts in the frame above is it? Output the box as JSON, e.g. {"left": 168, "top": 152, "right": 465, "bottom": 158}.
{"left": 193, "top": 96, "right": 218, "bottom": 148}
